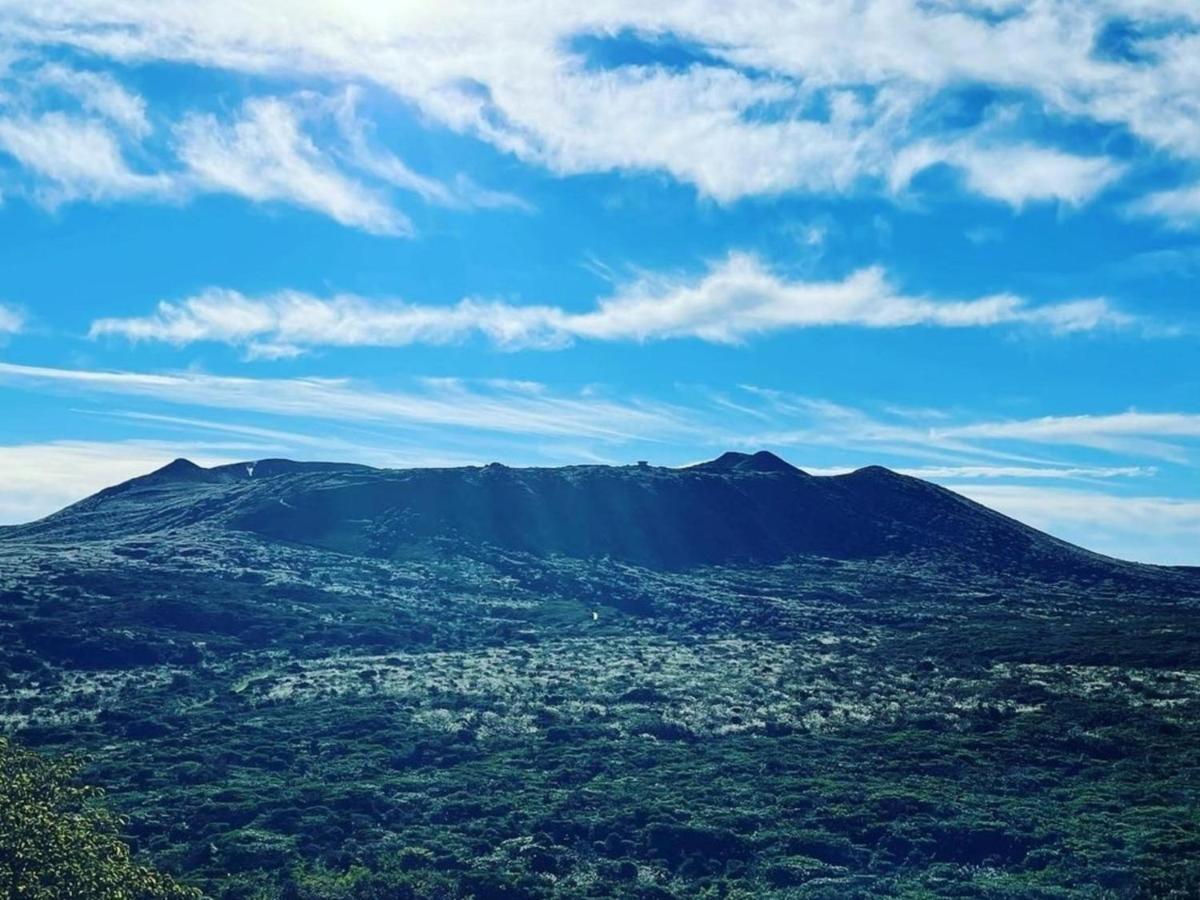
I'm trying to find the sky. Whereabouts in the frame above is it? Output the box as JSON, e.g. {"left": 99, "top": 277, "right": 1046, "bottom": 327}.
{"left": 0, "top": 1, "right": 1198, "bottom": 564}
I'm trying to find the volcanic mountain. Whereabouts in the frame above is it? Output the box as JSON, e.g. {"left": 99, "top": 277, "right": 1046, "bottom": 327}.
{"left": 3, "top": 452, "right": 1198, "bottom": 900}
{"left": 0, "top": 451, "right": 1157, "bottom": 578}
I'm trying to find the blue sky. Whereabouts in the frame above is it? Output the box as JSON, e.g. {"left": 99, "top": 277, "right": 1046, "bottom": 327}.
{"left": 0, "top": 1, "right": 1198, "bottom": 563}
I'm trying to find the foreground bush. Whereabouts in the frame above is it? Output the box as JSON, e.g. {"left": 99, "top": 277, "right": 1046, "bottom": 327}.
{"left": 0, "top": 736, "right": 199, "bottom": 899}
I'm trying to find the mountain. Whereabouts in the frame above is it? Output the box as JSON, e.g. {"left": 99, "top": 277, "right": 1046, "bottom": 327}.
{"left": 1, "top": 451, "right": 1146, "bottom": 578}
{"left": 2, "top": 453, "right": 1198, "bottom": 899}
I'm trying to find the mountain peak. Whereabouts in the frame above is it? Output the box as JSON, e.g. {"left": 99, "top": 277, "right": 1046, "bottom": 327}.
{"left": 745, "top": 450, "right": 799, "bottom": 472}
{"left": 149, "top": 458, "right": 206, "bottom": 479}
{"left": 696, "top": 451, "right": 751, "bottom": 470}
{"left": 690, "top": 450, "right": 800, "bottom": 474}
{"left": 847, "top": 464, "right": 902, "bottom": 480}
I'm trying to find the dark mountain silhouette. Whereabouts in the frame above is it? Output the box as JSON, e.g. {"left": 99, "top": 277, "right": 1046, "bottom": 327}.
{"left": 0, "top": 452, "right": 1158, "bottom": 578}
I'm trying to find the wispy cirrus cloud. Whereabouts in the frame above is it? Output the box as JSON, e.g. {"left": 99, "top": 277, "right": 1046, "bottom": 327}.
{"left": 871, "top": 464, "right": 1154, "bottom": 481}
{"left": 0, "top": 57, "right": 172, "bottom": 206}
{"left": 92, "top": 410, "right": 499, "bottom": 469}
{"left": 935, "top": 412, "right": 1200, "bottom": 461}
{"left": 174, "top": 96, "right": 410, "bottom": 236}
{"left": 11, "top": 3, "right": 1200, "bottom": 226}
{"left": 0, "top": 361, "right": 690, "bottom": 443}
{"left": 802, "top": 463, "right": 1157, "bottom": 481}
{"left": 32, "top": 62, "right": 150, "bottom": 137}
{"left": 0, "top": 61, "right": 525, "bottom": 232}
{"left": 732, "top": 389, "right": 1200, "bottom": 466}
{"left": 332, "top": 87, "right": 532, "bottom": 213}
{"left": 88, "top": 253, "right": 1137, "bottom": 354}
{"left": 9, "top": 362, "right": 1190, "bottom": 477}
{"left": 0, "top": 111, "right": 173, "bottom": 206}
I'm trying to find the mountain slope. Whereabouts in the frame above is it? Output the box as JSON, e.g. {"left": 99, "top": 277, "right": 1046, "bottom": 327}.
{"left": 0, "top": 452, "right": 1152, "bottom": 577}
{"left": 2, "top": 453, "right": 1199, "bottom": 899}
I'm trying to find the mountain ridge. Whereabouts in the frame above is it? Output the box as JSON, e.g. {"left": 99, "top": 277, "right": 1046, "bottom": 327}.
{"left": 0, "top": 452, "right": 1168, "bottom": 579}
{"left": 2, "top": 453, "right": 1198, "bottom": 899}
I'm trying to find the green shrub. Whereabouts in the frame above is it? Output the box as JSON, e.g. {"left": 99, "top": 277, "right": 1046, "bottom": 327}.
{"left": 0, "top": 736, "right": 200, "bottom": 899}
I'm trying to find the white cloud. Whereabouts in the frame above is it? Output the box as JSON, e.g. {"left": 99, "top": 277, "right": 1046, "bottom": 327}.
{"left": 89, "top": 288, "right": 569, "bottom": 353}
{"left": 0, "top": 111, "right": 172, "bottom": 205}
{"left": 1126, "top": 182, "right": 1200, "bottom": 229}
{"left": 734, "top": 391, "right": 1060, "bottom": 467}
{"left": 731, "top": 389, "right": 1200, "bottom": 469}
{"left": 937, "top": 411, "right": 1200, "bottom": 460}
{"left": 891, "top": 141, "right": 1126, "bottom": 207}
{"left": 33, "top": 62, "right": 150, "bottom": 137}
{"left": 333, "top": 87, "right": 531, "bottom": 212}
{"left": 904, "top": 464, "right": 1156, "bottom": 480}
{"left": 0, "top": 439, "right": 244, "bottom": 525}
{"left": 0, "top": 63, "right": 450, "bottom": 230}
{"left": 569, "top": 255, "right": 1131, "bottom": 340}
{"left": 174, "top": 96, "right": 409, "bottom": 235}
{"left": 0, "top": 62, "right": 531, "bottom": 228}
{"left": 1, "top": 1, "right": 1173, "bottom": 207}
{"left": 0, "top": 62, "right": 168, "bottom": 206}
{"left": 93, "top": 410, "right": 508, "bottom": 470}
{"left": 953, "top": 484, "right": 1200, "bottom": 565}
{"left": 0, "top": 303, "right": 23, "bottom": 334}
{"left": 0, "top": 361, "right": 689, "bottom": 442}
{"left": 801, "top": 463, "right": 1155, "bottom": 480}
{"left": 88, "top": 253, "right": 1135, "bottom": 353}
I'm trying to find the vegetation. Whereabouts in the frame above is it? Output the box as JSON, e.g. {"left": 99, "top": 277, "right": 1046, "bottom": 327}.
{"left": 1, "top": 528, "right": 1198, "bottom": 898}
{"left": 0, "top": 735, "right": 200, "bottom": 899}
{"left": 1, "top": 461, "right": 1198, "bottom": 897}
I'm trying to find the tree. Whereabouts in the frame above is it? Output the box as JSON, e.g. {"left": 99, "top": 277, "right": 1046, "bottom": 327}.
{"left": 0, "top": 736, "right": 200, "bottom": 899}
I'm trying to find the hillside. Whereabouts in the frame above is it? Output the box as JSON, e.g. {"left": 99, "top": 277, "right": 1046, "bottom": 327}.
{"left": 0, "top": 455, "right": 1198, "bottom": 898}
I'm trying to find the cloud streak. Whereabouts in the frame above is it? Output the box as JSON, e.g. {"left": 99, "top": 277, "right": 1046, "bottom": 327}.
{"left": 88, "top": 253, "right": 1136, "bottom": 354}
{"left": 0, "top": 361, "right": 689, "bottom": 443}
{"left": 901, "top": 465, "right": 1154, "bottom": 481}
{"left": 730, "top": 389, "right": 1200, "bottom": 470}
{"left": 936, "top": 412, "right": 1200, "bottom": 461}
{"left": 10, "top": 361, "right": 1191, "bottom": 475}
{"left": 332, "top": 87, "right": 532, "bottom": 213}
{"left": 174, "top": 96, "right": 410, "bottom": 236}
